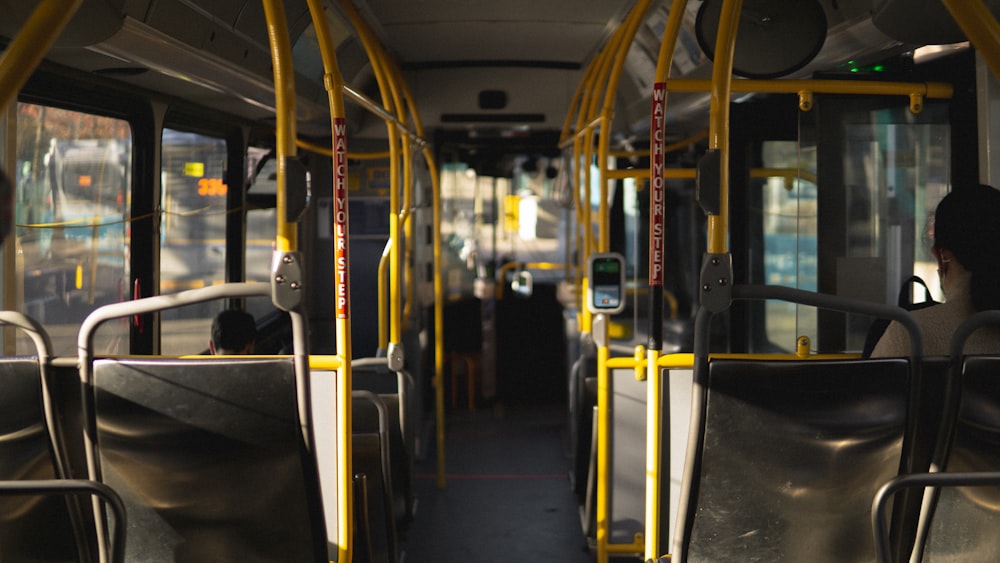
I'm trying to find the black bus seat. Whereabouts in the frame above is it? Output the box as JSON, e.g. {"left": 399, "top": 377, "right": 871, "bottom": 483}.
{"left": 684, "top": 357, "right": 909, "bottom": 562}
{"left": 0, "top": 311, "right": 101, "bottom": 562}
{"left": 673, "top": 285, "right": 924, "bottom": 563}
{"left": 353, "top": 391, "right": 399, "bottom": 563}
{"left": 91, "top": 357, "right": 327, "bottom": 562}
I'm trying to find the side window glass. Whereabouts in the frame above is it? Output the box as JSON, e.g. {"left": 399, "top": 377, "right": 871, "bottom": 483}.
{"left": 160, "top": 129, "right": 228, "bottom": 354}
{"left": 14, "top": 103, "right": 131, "bottom": 355}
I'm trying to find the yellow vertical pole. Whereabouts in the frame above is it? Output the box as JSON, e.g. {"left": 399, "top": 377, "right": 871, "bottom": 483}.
{"left": 302, "top": 0, "right": 353, "bottom": 559}
{"left": 645, "top": 2, "right": 688, "bottom": 558}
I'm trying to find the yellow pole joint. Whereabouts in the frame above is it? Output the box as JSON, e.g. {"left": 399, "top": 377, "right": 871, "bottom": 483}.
{"left": 797, "top": 90, "right": 814, "bottom": 112}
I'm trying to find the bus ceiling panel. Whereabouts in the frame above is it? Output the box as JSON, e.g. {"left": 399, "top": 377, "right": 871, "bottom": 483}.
{"left": 350, "top": 0, "right": 634, "bottom": 66}
{"left": 401, "top": 67, "right": 580, "bottom": 131}
{"left": 72, "top": 14, "right": 329, "bottom": 129}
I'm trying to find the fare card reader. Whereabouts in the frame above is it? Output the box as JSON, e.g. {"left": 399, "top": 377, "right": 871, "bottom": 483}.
{"left": 587, "top": 253, "right": 625, "bottom": 315}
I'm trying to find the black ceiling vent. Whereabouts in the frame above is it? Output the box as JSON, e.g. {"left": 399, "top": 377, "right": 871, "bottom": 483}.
{"left": 478, "top": 90, "right": 508, "bottom": 110}
{"left": 696, "top": 0, "right": 827, "bottom": 79}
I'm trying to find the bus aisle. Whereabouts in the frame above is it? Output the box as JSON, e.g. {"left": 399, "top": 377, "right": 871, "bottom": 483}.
{"left": 403, "top": 404, "right": 596, "bottom": 562}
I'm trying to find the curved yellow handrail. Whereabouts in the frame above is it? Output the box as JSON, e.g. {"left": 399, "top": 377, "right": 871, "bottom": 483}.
{"left": 262, "top": 0, "right": 298, "bottom": 253}
{"left": 939, "top": 1, "right": 1000, "bottom": 82}
{"left": 0, "top": 0, "right": 83, "bottom": 111}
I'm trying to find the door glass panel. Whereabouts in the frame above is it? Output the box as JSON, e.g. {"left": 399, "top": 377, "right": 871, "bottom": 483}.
{"left": 840, "top": 105, "right": 950, "bottom": 350}
{"left": 762, "top": 140, "right": 818, "bottom": 350}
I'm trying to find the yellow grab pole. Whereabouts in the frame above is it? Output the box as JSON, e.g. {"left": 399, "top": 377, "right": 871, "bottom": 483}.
{"left": 941, "top": 0, "right": 1000, "bottom": 81}
{"left": 0, "top": 0, "right": 83, "bottom": 111}
{"left": 304, "top": 1, "right": 353, "bottom": 561}
{"left": 645, "top": 0, "right": 689, "bottom": 558}
{"left": 378, "top": 242, "right": 391, "bottom": 349}
{"left": 706, "top": 0, "right": 742, "bottom": 255}
{"left": 429, "top": 150, "right": 446, "bottom": 489}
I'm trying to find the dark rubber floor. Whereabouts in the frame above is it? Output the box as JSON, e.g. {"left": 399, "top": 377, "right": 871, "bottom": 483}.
{"left": 400, "top": 403, "right": 606, "bottom": 563}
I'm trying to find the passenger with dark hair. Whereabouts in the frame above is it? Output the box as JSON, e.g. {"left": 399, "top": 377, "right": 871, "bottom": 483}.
{"left": 209, "top": 309, "right": 257, "bottom": 355}
{"left": 872, "top": 184, "right": 1000, "bottom": 357}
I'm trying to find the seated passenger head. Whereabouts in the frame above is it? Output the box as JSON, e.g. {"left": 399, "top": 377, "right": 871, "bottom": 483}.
{"left": 932, "top": 183, "right": 1000, "bottom": 311}
{"left": 210, "top": 309, "right": 256, "bottom": 354}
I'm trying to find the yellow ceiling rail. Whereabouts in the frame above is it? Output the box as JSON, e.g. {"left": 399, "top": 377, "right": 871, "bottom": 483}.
{"left": 303, "top": 1, "right": 354, "bottom": 561}
{"left": 296, "top": 137, "right": 392, "bottom": 161}
{"left": 610, "top": 166, "right": 819, "bottom": 184}
{"left": 666, "top": 78, "right": 953, "bottom": 111}
{"left": 0, "top": 0, "right": 82, "bottom": 111}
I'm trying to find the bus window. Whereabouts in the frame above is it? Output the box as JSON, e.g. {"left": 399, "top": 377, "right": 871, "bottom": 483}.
{"left": 159, "top": 129, "right": 228, "bottom": 354}
{"left": 14, "top": 103, "right": 131, "bottom": 355}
